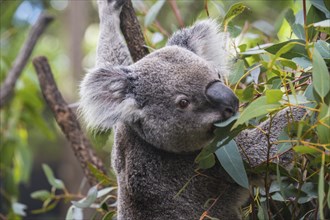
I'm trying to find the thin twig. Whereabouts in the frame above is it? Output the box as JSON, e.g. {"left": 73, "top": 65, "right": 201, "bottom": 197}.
{"left": 168, "top": 0, "right": 184, "bottom": 28}
{"left": 32, "top": 56, "right": 106, "bottom": 187}
{"left": 0, "top": 13, "right": 53, "bottom": 108}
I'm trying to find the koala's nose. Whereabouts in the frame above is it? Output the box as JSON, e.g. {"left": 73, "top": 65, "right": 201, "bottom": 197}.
{"left": 205, "top": 81, "right": 239, "bottom": 119}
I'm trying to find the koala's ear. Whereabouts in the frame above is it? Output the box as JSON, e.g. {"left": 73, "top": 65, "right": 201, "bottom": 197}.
{"left": 167, "top": 19, "right": 232, "bottom": 76}
{"left": 79, "top": 67, "right": 140, "bottom": 130}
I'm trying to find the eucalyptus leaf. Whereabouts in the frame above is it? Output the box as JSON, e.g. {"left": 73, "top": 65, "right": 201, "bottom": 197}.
{"left": 228, "top": 59, "right": 245, "bottom": 85}
{"left": 266, "top": 89, "right": 283, "bottom": 104}
{"left": 317, "top": 104, "right": 330, "bottom": 144}
{"left": 315, "top": 40, "right": 330, "bottom": 59}
{"left": 313, "top": 19, "right": 330, "bottom": 27}
{"left": 71, "top": 186, "right": 98, "bottom": 208}
{"left": 232, "top": 96, "right": 281, "bottom": 129}
{"left": 214, "top": 112, "right": 239, "bottom": 128}
{"left": 292, "top": 57, "right": 312, "bottom": 69}
{"left": 144, "top": 0, "right": 165, "bottom": 27}
{"left": 30, "top": 190, "right": 51, "bottom": 201}
{"left": 198, "top": 153, "right": 216, "bottom": 169}
{"left": 215, "top": 140, "right": 249, "bottom": 189}
{"left": 223, "top": 3, "right": 248, "bottom": 29}
{"left": 250, "top": 66, "right": 260, "bottom": 84}
{"left": 292, "top": 23, "right": 305, "bottom": 40}
{"left": 310, "top": 0, "right": 330, "bottom": 18}
{"left": 42, "top": 164, "right": 65, "bottom": 189}
{"left": 312, "top": 49, "right": 330, "bottom": 100}
{"left": 265, "top": 40, "right": 307, "bottom": 59}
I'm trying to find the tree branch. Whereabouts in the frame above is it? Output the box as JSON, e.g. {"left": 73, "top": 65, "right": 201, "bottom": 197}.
{"left": 33, "top": 56, "right": 106, "bottom": 187}
{"left": 0, "top": 13, "right": 53, "bottom": 108}
{"left": 120, "top": 0, "right": 149, "bottom": 62}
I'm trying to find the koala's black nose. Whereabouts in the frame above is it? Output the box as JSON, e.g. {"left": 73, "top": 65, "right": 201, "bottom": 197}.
{"left": 205, "top": 81, "right": 239, "bottom": 119}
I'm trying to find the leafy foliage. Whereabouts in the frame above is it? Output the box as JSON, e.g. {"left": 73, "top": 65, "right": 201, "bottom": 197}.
{"left": 1, "top": 0, "right": 329, "bottom": 220}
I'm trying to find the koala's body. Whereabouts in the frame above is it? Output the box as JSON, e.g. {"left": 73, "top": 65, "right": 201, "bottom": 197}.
{"left": 79, "top": 1, "right": 306, "bottom": 219}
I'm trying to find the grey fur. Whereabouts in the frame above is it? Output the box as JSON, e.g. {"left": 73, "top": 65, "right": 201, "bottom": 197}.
{"left": 79, "top": 1, "right": 306, "bottom": 219}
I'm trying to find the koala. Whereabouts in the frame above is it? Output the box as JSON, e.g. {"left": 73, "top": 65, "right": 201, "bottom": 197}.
{"left": 79, "top": 0, "right": 306, "bottom": 219}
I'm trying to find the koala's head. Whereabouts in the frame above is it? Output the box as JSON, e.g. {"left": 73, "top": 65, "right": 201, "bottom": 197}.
{"left": 79, "top": 20, "right": 238, "bottom": 153}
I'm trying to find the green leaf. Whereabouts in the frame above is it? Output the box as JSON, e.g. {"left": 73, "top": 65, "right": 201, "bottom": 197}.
{"left": 198, "top": 153, "right": 216, "bottom": 169}
{"left": 310, "top": 0, "right": 330, "bottom": 18}
{"left": 294, "top": 145, "right": 320, "bottom": 155}
{"left": 228, "top": 59, "right": 245, "bottom": 85}
{"left": 71, "top": 185, "right": 98, "bottom": 208}
{"left": 317, "top": 104, "right": 330, "bottom": 144}
{"left": 30, "top": 190, "right": 51, "bottom": 201}
{"left": 265, "top": 40, "right": 307, "bottom": 59}
{"left": 102, "top": 211, "right": 116, "bottom": 220}
{"left": 144, "top": 0, "right": 166, "bottom": 27}
{"left": 315, "top": 40, "right": 330, "bottom": 59}
{"left": 307, "top": 5, "right": 327, "bottom": 39}
{"left": 223, "top": 3, "right": 248, "bottom": 30}
{"left": 214, "top": 112, "right": 239, "bottom": 128}
{"left": 215, "top": 140, "right": 249, "bottom": 189}
{"left": 88, "top": 163, "right": 115, "bottom": 186}
{"left": 266, "top": 89, "right": 283, "bottom": 104}
{"left": 318, "top": 153, "right": 326, "bottom": 220}
{"left": 292, "top": 57, "right": 312, "bottom": 69}
{"left": 312, "top": 48, "right": 330, "bottom": 100}
{"left": 292, "top": 23, "right": 305, "bottom": 40}
{"left": 250, "top": 66, "right": 261, "bottom": 84}
{"left": 313, "top": 19, "right": 330, "bottom": 27}
{"left": 232, "top": 96, "right": 281, "bottom": 129}
{"left": 97, "top": 187, "right": 116, "bottom": 198}
{"left": 65, "top": 206, "right": 74, "bottom": 220}
{"left": 42, "top": 164, "right": 65, "bottom": 189}
{"left": 285, "top": 8, "right": 295, "bottom": 26}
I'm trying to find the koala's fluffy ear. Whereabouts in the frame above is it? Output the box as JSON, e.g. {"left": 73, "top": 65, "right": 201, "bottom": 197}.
{"left": 79, "top": 67, "right": 140, "bottom": 130}
{"left": 167, "top": 19, "right": 232, "bottom": 77}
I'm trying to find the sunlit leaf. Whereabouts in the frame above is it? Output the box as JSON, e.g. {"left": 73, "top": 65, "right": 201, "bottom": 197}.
{"left": 214, "top": 112, "right": 239, "bottom": 128}
{"left": 31, "top": 190, "right": 51, "bottom": 201}
{"left": 97, "top": 187, "right": 116, "bottom": 198}
{"left": 144, "top": 0, "right": 166, "bottom": 27}
{"left": 292, "top": 57, "right": 312, "bottom": 69}
{"left": 42, "top": 164, "right": 65, "bottom": 189}
{"left": 250, "top": 66, "right": 260, "bottom": 84}
{"left": 313, "top": 19, "right": 330, "bottom": 27}
{"left": 317, "top": 104, "right": 330, "bottom": 144}
{"left": 215, "top": 139, "right": 249, "bottom": 189}
{"left": 293, "top": 145, "right": 320, "bottom": 155}
{"left": 71, "top": 185, "right": 98, "bottom": 208}
{"left": 228, "top": 59, "right": 245, "bottom": 85}
{"left": 223, "top": 3, "right": 248, "bottom": 30}
{"left": 266, "top": 89, "right": 283, "bottom": 104}
{"left": 315, "top": 40, "right": 330, "bottom": 59}
{"left": 265, "top": 40, "right": 307, "bottom": 59}
{"left": 318, "top": 153, "right": 325, "bottom": 220}
{"left": 232, "top": 96, "right": 281, "bottom": 129}
{"left": 312, "top": 48, "right": 330, "bottom": 100}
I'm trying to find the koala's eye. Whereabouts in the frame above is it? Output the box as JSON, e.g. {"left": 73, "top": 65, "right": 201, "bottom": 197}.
{"left": 178, "top": 99, "right": 190, "bottom": 109}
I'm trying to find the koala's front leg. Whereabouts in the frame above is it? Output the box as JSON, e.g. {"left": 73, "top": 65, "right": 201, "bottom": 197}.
{"left": 236, "top": 107, "right": 306, "bottom": 167}
{"left": 96, "top": 0, "right": 132, "bottom": 68}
